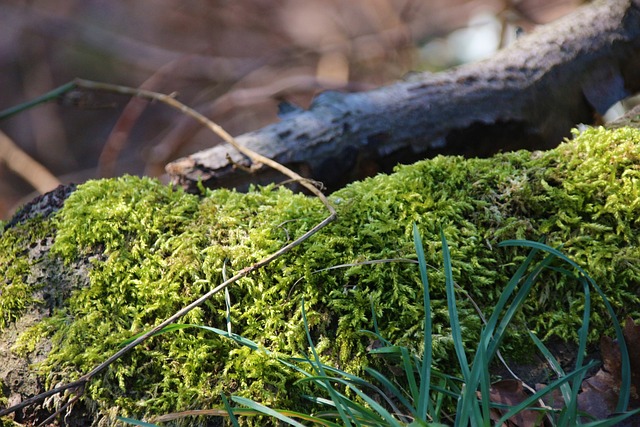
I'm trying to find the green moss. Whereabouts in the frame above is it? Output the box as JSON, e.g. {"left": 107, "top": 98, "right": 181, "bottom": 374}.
{"left": 2, "top": 127, "right": 640, "bottom": 424}
{"left": 0, "top": 216, "right": 53, "bottom": 329}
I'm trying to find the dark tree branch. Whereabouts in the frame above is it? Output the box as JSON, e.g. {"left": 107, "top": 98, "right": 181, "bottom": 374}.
{"left": 167, "top": 0, "right": 640, "bottom": 192}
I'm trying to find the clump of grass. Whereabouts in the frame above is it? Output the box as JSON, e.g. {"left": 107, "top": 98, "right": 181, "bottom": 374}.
{"left": 120, "top": 225, "right": 639, "bottom": 426}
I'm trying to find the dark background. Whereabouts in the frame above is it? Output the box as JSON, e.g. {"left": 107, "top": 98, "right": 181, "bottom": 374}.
{"left": 0, "top": 0, "right": 582, "bottom": 220}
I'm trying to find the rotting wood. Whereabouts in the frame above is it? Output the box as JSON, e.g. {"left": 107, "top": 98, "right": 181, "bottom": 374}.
{"left": 166, "top": 0, "right": 640, "bottom": 193}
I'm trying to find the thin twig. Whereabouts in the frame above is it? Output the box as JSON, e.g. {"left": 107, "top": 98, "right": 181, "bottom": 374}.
{"left": 0, "top": 81, "right": 76, "bottom": 120}
{"left": 0, "top": 78, "right": 336, "bottom": 422}
{"left": 74, "top": 79, "right": 334, "bottom": 209}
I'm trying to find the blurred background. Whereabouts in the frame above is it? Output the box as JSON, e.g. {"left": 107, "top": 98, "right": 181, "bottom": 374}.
{"left": 0, "top": 0, "right": 583, "bottom": 220}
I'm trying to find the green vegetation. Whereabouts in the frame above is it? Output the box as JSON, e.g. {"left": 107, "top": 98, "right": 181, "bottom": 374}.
{"left": 1, "top": 126, "right": 640, "bottom": 424}
{"left": 0, "top": 216, "right": 55, "bottom": 329}
{"left": 120, "top": 227, "right": 639, "bottom": 426}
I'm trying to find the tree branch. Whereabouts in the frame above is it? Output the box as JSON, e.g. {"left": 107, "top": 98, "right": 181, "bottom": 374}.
{"left": 166, "top": 0, "right": 640, "bottom": 192}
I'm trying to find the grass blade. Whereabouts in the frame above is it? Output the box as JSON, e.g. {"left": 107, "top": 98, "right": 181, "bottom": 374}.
{"left": 439, "top": 230, "right": 482, "bottom": 426}
{"left": 580, "top": 408, "right": 640, "bottom": 427}
{"left": 528, "top": 332, "right": 573, "bottom": 410}
{"left": 301, "top": 298, "right": 357, "bottom": 426}
{"left": 364, "top": 367, "right": 416, "bottom": 415}
{"left": 496, "top": 361, "right": 597, "bottom": 425}
{"left": 221, "top": 394, "right": 240, "bottom": 427}
{"left": 401, "top": 346, "right": 420, "bottom": 406}
{"left": 413, "top": 223, "right": 433, "bottom": 420}
{"left": 499, "top": 240, "right": 631, "bottom": 412}
{"left": 488, "top": 252, "right": 556, "bottom": 360}
{"left": 562, "top": 277, "right": 592, "bottom": 426}
{"left": 231, "top": 396, "right": 307, "bottom": 427}
{"left": 440, "top": 229, "right": 469, "bottom": 379}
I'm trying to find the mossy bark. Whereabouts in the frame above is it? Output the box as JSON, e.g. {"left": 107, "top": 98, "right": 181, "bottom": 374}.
{"left": 1, "top": 127, "right": 640, "bottom": 425}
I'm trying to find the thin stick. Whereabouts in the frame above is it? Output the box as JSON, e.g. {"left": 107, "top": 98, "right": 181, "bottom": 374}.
{"left": 0, "top": 82, "right": 76, "bottom": 121}
{"left": 0, "top": 78, "right": 336, "bottom": 421}
{"left": 0, "top": 130, "right": 61, "bottom": 193}
{"left": 73, "top": 79, "right": 334, "bottom": 209}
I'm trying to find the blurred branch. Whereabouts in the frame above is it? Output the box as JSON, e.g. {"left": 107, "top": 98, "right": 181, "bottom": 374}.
{"left": 0, "top": 130, "right": 61, "bottom": 193}
{"left": 0, "top": 82, "right": 76, "bottom": 121}
{"left": 166, "top": 0, "right": 640, "bottom": 193}
{"left": 146, "top": 72, "right": 376, "bottom": 176}
{"left": 0, "top": 3, "right": 264, "bottom": 81}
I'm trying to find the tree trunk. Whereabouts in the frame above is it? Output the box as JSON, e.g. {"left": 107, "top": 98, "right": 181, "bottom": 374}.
{"left": 166, "top": 0, "right": 640, "bottom": 193}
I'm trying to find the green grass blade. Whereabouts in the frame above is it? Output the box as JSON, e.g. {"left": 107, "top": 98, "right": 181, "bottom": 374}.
{"left": 301, "top": 299, "right": 358, "bottom": 426}
{"left": 479, "top": 242, "right": 541, "bottom": 358}
{"left": 495, "top": 361, "right": 597, "bottom": 425}
{"left": 188, "top": 324, "right": 263, "bottom": 351}
{"left": 296, "top": 376, "right": 388, "bottom": 424}
{"left": 400, "top": 346, "right": 420, "bottom": 405}
{"left": 121, "top": 323, "right": 265, "bottom": 352}
{"left": 499, "top": 240, "right": 631, "bottom": 412}
{"left": 440, "top": 229, "right": 469, "bottom": 379}
{"left": 528, "top": 331, "right": 573, "bottom": 411}
{"left": 488, "top": 253, "right": 555, "bottom": 360}
{"left": 580, "top": 408, "right": 640, "bottom": 427}
{"left": 563, "top": 277, "right": 592, "bottom": 426}
{"left": 342, "top": 380, "right": 405, "bottom": 427}
{"left": 368, "top": 297, "right": 386, "bottom": 342}
{"left": 431, "top": 376, "right": 449, "bottom": 423}
{"left": 476, "top": 336, "right": 492, "bottom": 424}
{"left": 463, "top": 241, "right": 550, "bottom": 426}
{"left": 221, "top": 394, "right": 240, "bottom": 427}
{"left": 413, "top": 223, "right": 433, "bottom": 420}
{"left": 304, "top": 364, "right": 408, "bottom": 417}
{"left": 440, "top": 229, "right": 481, "bottom": 426}
{"left": 232, "top": 396, "right": 308, "bottom": 427}
{"left": 364, "top": 367, "right": 416, "bottom": 415}
{"left": 574, "top": 276, "right": 591, "bottom": 374}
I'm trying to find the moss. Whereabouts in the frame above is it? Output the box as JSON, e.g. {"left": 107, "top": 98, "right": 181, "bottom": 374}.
{"left": 0, "top": 216, "right": 54, "bottom": 329}
{"left": 1, "top": 127, "right": 640, "bottom": 424}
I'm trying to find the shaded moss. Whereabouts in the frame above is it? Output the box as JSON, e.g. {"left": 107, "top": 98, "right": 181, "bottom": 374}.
{"left": 1, "top": 127, "right": 640, "bottom": 424}
{"left": 0, "top": 216, "right": 54, "bottom": 329}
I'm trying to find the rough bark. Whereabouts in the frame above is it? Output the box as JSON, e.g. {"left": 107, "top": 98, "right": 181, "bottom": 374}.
{"left": 166, "top": 0, "right": 640, "bottom": 193}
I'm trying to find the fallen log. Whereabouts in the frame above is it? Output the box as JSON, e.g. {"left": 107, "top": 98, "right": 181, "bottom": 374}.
{"left": 166, "top": 0, "right": 640, "bottom": 192}
{"left": 3, "top": 126, "right": 640, "bottom": 424}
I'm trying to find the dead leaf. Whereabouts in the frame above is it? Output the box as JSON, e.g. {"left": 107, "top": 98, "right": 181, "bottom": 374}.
{"left": 487, "top": 379, "right": 548, "bottom": 426}
{"left": 521, "top": 318, "right": 640, "bottom": 424}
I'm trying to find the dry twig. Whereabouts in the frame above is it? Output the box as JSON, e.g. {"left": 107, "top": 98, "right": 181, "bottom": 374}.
{"left": 0, "top": 129, "right": 61, "bottom": 193}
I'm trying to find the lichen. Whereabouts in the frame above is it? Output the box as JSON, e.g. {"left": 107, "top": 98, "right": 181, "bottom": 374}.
{"left": 1, "top": 126, "right": 639, "bottom": 424}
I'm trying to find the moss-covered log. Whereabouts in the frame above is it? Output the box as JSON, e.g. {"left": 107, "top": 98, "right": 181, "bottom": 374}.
{"left": 1, "top": 127, "right": 640, "bottom": 425}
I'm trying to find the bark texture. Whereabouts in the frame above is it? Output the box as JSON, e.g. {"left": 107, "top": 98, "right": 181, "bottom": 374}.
{"left": 167, "top": 0, "right": 640, "bottom": 192}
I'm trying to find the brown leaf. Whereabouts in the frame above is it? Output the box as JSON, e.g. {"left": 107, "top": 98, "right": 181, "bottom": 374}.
{"left": 487, "top": 379, "right": 547, "bottom": 426}
{"left": 536, "top": 383, "right": 564, "bottom": 411}
{"left": 578, "top": 372, "right": 619, "bottom": 421}
{"left": 576, "top": 335, "right": 622, "bottom": 419}
{"left": 528, "top": 318, "right": 640, "bottom": 424}
{"left": 575, "top": 318, "right": 640, "bottom": 421}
